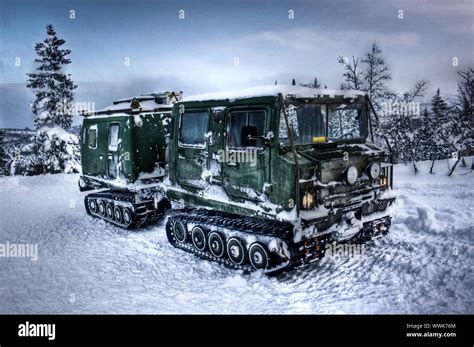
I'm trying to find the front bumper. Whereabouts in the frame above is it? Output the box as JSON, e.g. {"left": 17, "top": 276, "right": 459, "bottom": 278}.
{"left": 290, "top": 214, "right": 392, "bottom": 268}
{"left": 301, "top": 196, "right": 396, "bottom": 230}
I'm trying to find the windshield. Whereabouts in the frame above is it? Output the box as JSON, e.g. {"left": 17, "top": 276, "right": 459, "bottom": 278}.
{"left": 327, "top": 103, "right": 368, "bottom": 140}
{"left": 279, "top": 102, "right": 368, "bottom": 145}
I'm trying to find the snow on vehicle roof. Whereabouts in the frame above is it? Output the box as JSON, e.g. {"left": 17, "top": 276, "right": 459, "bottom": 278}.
{"left": 113, "top": 95, "right": 156, "bottom": 104}
{"left": 182, "top": 85, "right": 366, "bottom": 102}
{"left": 99, "top": 100, "right": 172, "bottom": 112}
{"left": 113, "top": 91, "right": 183, "bottom": 104}
{"left": 86, "top": 112, "right": 131, "bottom": 119}
{"left": 86, "top": 99, "right": 172, "bottom": 117}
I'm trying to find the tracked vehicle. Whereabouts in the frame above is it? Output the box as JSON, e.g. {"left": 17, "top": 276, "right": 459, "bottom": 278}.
{"left": 80, "top": 86, "right": 395, "bottom": 273}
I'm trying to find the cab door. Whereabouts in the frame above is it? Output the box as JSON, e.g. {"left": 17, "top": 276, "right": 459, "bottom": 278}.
{"left": 175, "top": 108, "right": 210, "bottom": 189}
{"left": 222, "top": 106, "right": 271, "bottom": 200}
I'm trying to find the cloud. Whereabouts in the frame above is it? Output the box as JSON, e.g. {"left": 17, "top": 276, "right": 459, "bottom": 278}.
{"left": 388, "top": 0, "right": 473, "bottom": 35}
{"left": 242, "top": 27, "right": 422, "bottom": 52}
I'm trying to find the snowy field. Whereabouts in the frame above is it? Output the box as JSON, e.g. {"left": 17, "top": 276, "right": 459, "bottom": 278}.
{"left": 0, "top": 159, "right": 472, "bottom": 314}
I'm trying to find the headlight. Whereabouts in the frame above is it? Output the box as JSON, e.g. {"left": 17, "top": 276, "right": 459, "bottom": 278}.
{"left": 367, "top": 162, "right": 381, "bottom": 179}
{"left": 345, "top": 166, "right": 358, "bottom": 185}
{"left": 302, "top": 192, "right": 316, "bottom": 210}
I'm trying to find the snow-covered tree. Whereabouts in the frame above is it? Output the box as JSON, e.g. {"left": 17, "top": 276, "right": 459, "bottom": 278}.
{"left": 385, "top": 80, "right": 427, "bottom": 173}
{"left": 0, "top": 130, "right": 7, "bottom": 175}
{"left": 449, "top": 68, "right": 474, "bottom": 174}
{"left": 26, "top": 24, "right": 79, "bottom": 174}
{"left": 418, "top": 107, "right": 434, "bottom": 161}
{"left": 429, "top": 89, "right": 454, "bottom": 173}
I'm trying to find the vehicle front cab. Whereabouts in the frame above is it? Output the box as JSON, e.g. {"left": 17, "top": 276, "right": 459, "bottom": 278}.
{"left": 167, "top": 87, "right": 395, "bottom": 243}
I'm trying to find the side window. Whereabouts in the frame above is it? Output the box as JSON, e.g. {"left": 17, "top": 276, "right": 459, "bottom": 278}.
{"left": 228, "top": 109, "right": 266, "bottom": 148}
{"left": 229, "top": 111, "right": 247, "bottom": 147}
{"left": 88, "top": 127, "right": 97, "bottom": 149}
{"left": 108, "top": 124, "right": 120, "bottom": 152}
{"left": 180, "top": 110, "right": 208, "bottom": 146}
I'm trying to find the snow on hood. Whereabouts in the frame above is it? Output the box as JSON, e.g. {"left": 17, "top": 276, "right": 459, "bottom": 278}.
{"left": 182, "top": 85, "right": 366, "bottom": 102}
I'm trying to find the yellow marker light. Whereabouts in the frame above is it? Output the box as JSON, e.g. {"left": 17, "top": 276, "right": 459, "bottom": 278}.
{"left": 302, "top": 192, "right": 315, "bottom": 210}
{"left": 312, "top": 136, "right": 326, "bottom": 143}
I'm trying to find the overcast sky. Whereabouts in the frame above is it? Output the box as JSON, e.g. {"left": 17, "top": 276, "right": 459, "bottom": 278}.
{"left": 0, "top": 0, "right": 472, "bottom": 127}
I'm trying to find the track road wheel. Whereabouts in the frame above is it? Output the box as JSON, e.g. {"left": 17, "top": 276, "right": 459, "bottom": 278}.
{"left": 208, "top": 232, "right": 225, "bottom": 258}
{"left": 249, "top": 242, "right": 269, "bottom": 270}
{"left": 123, "top": 207, "right": 133, "bottom": 227}
{"left": 106, "top": 202, "right": 114, "bottom": 220}
{"left": 173, "top": 221, "right": 187, "bottom": 243}
{"left": 88, "top": 198, "right": 97, "bottom": 213}
{"left": 227, "top": 237, "right": 246, "bottom": 265}
{"left": 98, "top": 200, "right": 106, "bottom": 217}
{"left": 191, "top": 226, "right": 207, "bottom": 251}
{"left": 113, "top": 205, "right": 123, "bottom": 224}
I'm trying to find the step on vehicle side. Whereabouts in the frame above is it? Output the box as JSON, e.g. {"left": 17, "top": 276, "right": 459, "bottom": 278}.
{"left": 79, "top": 92, "right": 182, "bottom": 227}
{"left": 79, "top": 86, "right": 396, "bottom": 274}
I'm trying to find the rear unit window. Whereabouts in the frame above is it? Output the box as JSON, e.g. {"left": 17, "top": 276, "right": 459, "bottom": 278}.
{"left": 88, "top": 127, "right": 97, "bottom": 148}
{"left": 108, "top": 124, "right": 120, "bottom": 152}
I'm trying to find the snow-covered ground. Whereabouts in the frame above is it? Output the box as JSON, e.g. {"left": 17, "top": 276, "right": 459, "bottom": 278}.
{"left": 0, "top": 159, "right": 472, "bottom": 314}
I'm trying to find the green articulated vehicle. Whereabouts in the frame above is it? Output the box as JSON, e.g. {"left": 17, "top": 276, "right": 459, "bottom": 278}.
{"left": 79, "top": 86, "right": 396, "bottom": 274}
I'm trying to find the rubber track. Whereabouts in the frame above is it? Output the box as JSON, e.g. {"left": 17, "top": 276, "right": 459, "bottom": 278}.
{"left": 85, "top": 190, "right": 166, "bottom": 228}
{"left": 166, "top": 209, "right": 328, "bottom": 274}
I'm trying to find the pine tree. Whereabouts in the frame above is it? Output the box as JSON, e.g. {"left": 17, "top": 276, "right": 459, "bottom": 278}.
{"left": 292, "top": 78, "right": 296, "bottom": 86}
{"left": 429, "top": 89, "right": 452, "bottom": 173}
{"left": 313, "top": 77, "right": 321, "bottom": 88}
{"left": 26, "top": 24, "right": 79, "bottom": 174}
{"left": 27, "top": 24, "right": 77, "bottom": 129}
{"left": 300, "top": 76, "right": 322, "bottom": 88}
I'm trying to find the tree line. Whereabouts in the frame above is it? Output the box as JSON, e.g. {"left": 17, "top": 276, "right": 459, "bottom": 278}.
{"left": 299, "top": 42, "right": 473, "bottom": 174}
{"left": 0, "top": 26, "right": 472, "bottom": 176}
